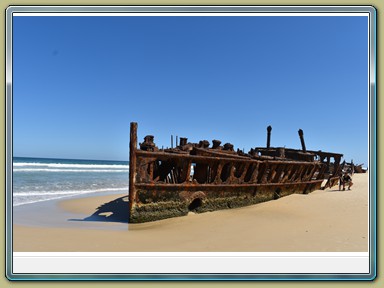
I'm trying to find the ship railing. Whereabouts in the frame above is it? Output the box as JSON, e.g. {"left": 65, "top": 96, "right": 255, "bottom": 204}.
{"left": 134, "top": 150, "right": 326, "bottom": 186}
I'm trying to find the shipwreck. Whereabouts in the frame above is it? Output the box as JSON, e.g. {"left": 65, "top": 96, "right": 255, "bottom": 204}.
{"left": 128, "top": 122, "right": 343, "bottom": 223}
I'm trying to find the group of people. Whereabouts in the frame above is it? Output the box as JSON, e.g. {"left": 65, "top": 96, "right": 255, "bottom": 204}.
{"left": 339, "top": 171, "right": 353, "bottom": 191}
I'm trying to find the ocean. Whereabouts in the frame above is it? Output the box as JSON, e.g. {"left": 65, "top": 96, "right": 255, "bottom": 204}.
{"left": 12, "top": 157, "right": 129, "bottom": 206}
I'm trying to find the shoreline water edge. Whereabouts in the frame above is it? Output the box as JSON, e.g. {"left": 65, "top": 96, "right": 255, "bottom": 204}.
{"left": 13, "top": 157, "right": 129, "bottom": 206}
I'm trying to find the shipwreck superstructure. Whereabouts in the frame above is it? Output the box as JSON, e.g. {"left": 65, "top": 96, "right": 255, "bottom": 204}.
{"left": 128, "top": 122, "right": 343, "bottom": 223}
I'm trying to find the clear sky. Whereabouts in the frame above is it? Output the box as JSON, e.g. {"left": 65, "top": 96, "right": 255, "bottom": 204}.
{"left": 13, "top": 14, "right": 369, "bottom": 165}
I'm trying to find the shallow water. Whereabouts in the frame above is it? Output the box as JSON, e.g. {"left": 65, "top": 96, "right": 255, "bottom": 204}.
{"left": 12, "top": 157, "right": 129, "bottom": 206}
{"left": 12, "top": 191, "right": 128, "bottom": 230}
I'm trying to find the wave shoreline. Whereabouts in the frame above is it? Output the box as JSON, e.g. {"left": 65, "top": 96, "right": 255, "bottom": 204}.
{"left": 12, "top": 157, "right": 129, "bottom": 207}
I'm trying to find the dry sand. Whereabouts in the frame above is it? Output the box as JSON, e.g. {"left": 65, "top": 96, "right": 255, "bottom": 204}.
{"left": 13, "top": 173, "right": 369, "bottom": 252}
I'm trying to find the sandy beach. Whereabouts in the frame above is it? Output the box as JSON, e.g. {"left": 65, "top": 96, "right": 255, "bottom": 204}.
{"left": 13, "top": 173, "right": 369, "bottom": 252}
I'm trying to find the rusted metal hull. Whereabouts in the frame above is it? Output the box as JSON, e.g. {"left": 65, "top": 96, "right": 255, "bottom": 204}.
{"left": 128, "top": 122, "right": 343, "bottom": 223}
{"left": 129, "top": 181, "right": 323, "bottom": 223}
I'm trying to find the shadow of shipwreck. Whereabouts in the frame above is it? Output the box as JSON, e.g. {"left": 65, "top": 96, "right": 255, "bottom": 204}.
{"left": 69, "top": 195, "right": 130, "bottom": 224}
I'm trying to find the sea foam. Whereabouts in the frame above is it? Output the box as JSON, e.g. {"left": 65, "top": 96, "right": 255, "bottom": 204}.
{"left": 13, "top": 162, "right": 129, "bottom": 169}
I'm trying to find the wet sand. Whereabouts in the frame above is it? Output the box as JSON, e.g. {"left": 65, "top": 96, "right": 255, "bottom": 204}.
{"left": 13, "top": 173, "right": 369, "bottom": 252}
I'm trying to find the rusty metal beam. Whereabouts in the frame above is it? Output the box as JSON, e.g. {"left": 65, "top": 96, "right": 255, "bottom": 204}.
{"left": 267, "top": 125, "right": 272, "bottom": 148}
{"left": 128, "top": 122, "right": 138, "bottom": 213}
{"left": 298, "top": 129, "right": 307, "bottom": 152}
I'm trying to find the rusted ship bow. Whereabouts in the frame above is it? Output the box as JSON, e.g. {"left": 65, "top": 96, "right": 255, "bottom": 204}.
{"left": 128, "top": 123, "right": 343, "bottom": 223}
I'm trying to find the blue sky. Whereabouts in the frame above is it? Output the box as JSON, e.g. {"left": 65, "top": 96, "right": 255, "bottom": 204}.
{"left": 13, "top": 15, "right": 369, "bottom": 165}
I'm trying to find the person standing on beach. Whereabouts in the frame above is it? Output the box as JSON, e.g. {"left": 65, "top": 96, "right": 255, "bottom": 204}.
{"left": 340, "top": 172, "right": 353, "bottom": 191}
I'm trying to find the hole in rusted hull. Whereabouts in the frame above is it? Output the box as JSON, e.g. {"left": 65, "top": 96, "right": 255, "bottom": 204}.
{"left": 274, "top": 188, "right": 282, "bottom": 200}
{"left": 188, "top": 198, "right": 202, "bottom": 211}
{"left": 220, "top": 163, "right": 230, "bottom": 182}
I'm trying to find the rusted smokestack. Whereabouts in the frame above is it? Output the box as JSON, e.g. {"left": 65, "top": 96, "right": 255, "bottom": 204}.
{"left": 179, "top": 137, "right": 187, "bottom": 146}
{"left": 267, "top": 126, "right": 272, "bottom": 148}
{"left": 298, "top": 129, "right": 306, "bottom": 152}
